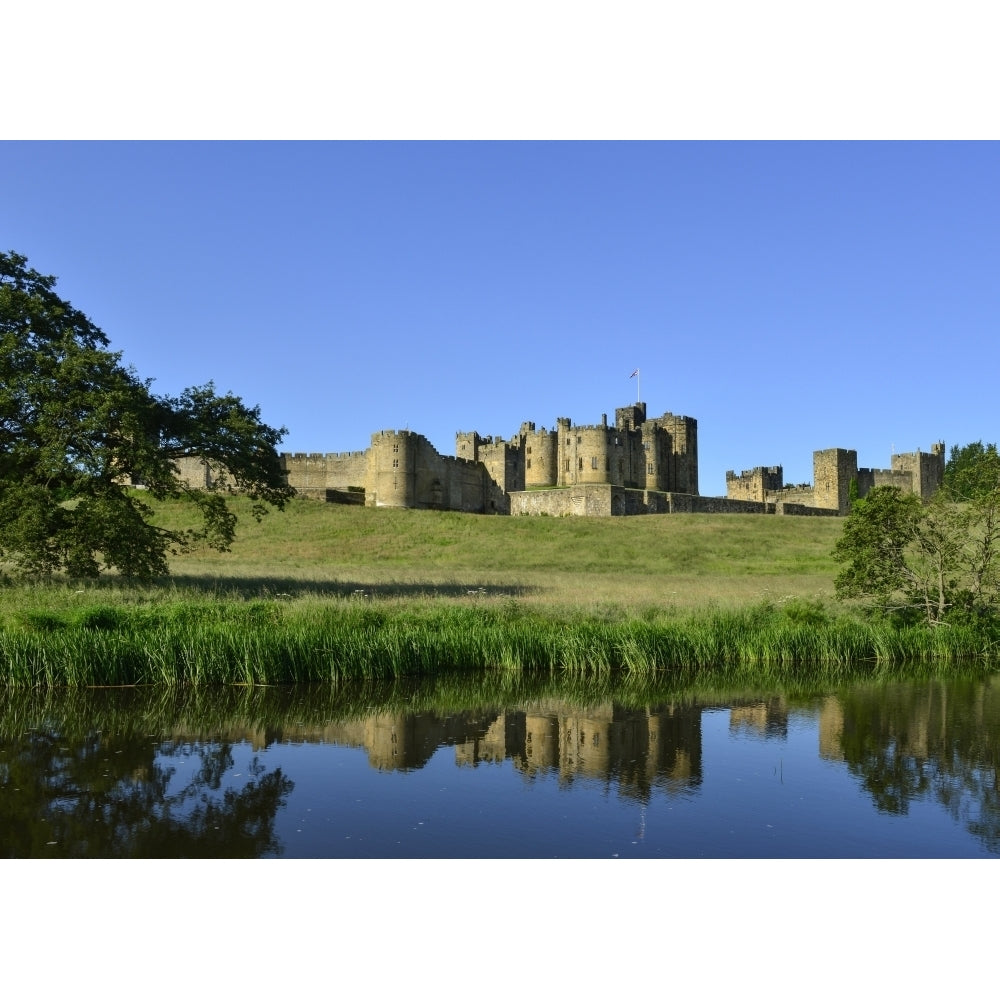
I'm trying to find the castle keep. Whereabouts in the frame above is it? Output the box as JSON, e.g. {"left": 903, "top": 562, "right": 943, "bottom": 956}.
{"left": 276, "top": 398, "right": 945, "bottom": 518}
{"left": 280, "top": 401, "right": 701, "bottom": 516}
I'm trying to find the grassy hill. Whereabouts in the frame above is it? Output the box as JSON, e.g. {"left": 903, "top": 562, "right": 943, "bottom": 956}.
{"left": 149, "top": 495, "right": 845, "bottom": 614}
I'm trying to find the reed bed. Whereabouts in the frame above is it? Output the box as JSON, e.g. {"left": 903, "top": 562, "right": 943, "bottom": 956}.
{"left": 1, "top": 596, "right": 997, "bottom": 688}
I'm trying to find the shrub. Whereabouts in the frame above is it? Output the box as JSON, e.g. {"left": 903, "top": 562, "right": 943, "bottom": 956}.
{"left": 781, "top": 598, "right": 829, "bottom": 627}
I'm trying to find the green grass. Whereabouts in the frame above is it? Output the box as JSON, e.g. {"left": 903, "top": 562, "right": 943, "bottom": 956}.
{"left": 1, "top": 495, "right": 998, "bottom": 686}
{"left": 149, "top": 494, "right": 847, "bottom": 611}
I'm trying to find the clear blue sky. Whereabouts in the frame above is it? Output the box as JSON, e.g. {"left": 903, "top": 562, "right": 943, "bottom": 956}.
{"left": 3, "top": 141, "right": 997, "bottom": 493}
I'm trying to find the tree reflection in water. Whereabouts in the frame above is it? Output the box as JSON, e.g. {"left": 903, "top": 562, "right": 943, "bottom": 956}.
{"left": 1, "top": 728, "right": 293, "bottom": 858}
{"left": 833, "top": 678, "right": 1000, "bottom": 852}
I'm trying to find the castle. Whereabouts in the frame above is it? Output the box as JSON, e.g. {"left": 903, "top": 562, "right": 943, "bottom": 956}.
{"left": 725, "top": 443, "right": 945, "bottom": 515}
{"left": 280, "top": 401, "right": 699, "bottom": 516}
{"left": 275, "top": 398, "right": 946, "bottom": 517}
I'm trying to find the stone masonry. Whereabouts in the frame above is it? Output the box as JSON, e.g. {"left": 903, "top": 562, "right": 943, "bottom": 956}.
{"left": 726, "top": 442, "right": 945, "bottom": 515}
{"left": 280, "top": 400, "right": 699, "bottom": 516}
{"left": 277, "top": 399, "right": 944, "bottom": 518}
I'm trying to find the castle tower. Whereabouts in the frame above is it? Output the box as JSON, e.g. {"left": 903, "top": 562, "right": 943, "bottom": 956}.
{"left": 640, "top": 412, "right": 699, "bottom": 494}
{"left": 615, "top": 402, "right": 647, "bottom": 432}
{"left": 726, "top": 466, "right": 784, "bottom": 503}
{"left": 555, "top": 417, "right": 573, "bottom": 486}
{"left": 576, "top": 425, "right": 613, "bottom": 484}
{"left": 664, "top": 413, "right": 698, "bottom": 495}
{"left": 367, "top": 430, "right": 416, "bottom": 508}
{"left": 455, "top": 431, "right": 482, "bottom": 463}
{"left": 523, "top": 423, "right": 558, "bottom": 488}
{"left": 892, "top": 442, "right": 945, "bottom": 500}
{"left": 813, "top": 448, "right": 858, "bottom": 514}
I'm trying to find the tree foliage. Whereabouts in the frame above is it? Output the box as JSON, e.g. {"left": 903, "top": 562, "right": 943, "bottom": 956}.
{"left": 834, "top": 476, "right": 1000, "bottom": 627}
{"left": 944, "top": 440, "right": 1000, "bottom": 501}
{"left": 0, "top": 250, "right": 294, "bottom": 578}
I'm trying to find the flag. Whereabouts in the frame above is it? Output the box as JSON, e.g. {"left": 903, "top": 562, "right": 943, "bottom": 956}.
{"left": 629, "top": 369, "right": 639, "bottom": 378}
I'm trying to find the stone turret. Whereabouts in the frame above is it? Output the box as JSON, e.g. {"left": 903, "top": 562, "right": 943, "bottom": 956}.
{"left": 369, "top": 430, "right": 416, "bottom": 508}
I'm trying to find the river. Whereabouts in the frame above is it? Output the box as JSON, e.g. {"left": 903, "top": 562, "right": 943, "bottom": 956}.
{"left": 2, "top": 671, "right": 997, "bottom": 857}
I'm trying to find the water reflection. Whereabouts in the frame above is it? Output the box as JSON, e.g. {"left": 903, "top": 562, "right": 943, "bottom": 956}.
{"left": 0, "top": 712, "right": 293, "bottom": 858}
{"left": 829, "top": 681, "right": 1000, "bottom": 851}
{"left": 328, "top": 702, "right": 703, "bottom": 800}
{"left": 1, "top": 672, "right": 997, "bottom": 857}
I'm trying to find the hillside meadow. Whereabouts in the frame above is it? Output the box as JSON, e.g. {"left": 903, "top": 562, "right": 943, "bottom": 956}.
{"left": 152, "top": 495, "right": 845, "bottom": 612}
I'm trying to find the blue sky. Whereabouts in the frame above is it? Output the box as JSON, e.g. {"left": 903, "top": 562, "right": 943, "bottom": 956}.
{"left": 2, "top": 141, "right": 998, "bottom": 493}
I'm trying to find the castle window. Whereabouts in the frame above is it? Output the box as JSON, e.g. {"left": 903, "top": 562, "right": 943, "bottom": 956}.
{"left": 527, "top": 447, "right": 532, "bottom": 455}
{"left": 591, "top": 457, "right": 598, "bottom": 469}
{"left": 393, "top": 459, "right": 399, "bottom": 468}
{"left": 577, "top": 436, "right": 582, "bottom": 444}
{"left": 393, "top": 444, "right": 399, "bottom": 453}
{"left": 648, "top": 463, "right": 653, "bottom": 474}
{"left": 578, "top": 457, "right": 583, "bottom": 471}
{"left": 564, "top": 459, "right": 570, "bottom": 472}
{"left": 527, "top": 459, "right": 532, "bottom": 469}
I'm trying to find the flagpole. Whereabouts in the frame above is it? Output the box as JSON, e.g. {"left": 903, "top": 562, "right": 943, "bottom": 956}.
{"left": 630, "top": 368, "right": 640, "bottom": 402}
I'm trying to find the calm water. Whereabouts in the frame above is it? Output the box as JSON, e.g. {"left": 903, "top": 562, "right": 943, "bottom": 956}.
{"left": 2, "top": 672, "right": 998, "bottom": 858}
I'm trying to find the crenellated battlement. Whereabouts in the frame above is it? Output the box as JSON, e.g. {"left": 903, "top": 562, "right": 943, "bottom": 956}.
{"left": 282, "top": 451, "right": 366, "bottom": 461}
{"left": 727, "top": 444, "right": 945, "bottom": 514}
{"left": 274, "top": 398, "right": 940, "bottom": 519}
{"left": 277, "top": 400, "right": 697, "bottom": 514}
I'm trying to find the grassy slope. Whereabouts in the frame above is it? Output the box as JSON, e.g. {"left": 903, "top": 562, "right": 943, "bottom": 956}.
{"left": 147, "top": 495, "right": 844, "bottom": 613}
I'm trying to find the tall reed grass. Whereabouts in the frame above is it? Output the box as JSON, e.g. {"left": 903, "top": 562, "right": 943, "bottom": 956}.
{"left": 1, "top": 596, "right": 996, "bottom": 688}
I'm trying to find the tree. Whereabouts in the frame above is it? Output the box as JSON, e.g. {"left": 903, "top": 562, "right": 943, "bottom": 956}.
{"left": 833, "top": 486, "right": 925, "bottom": 617}
{"left": 0, "top": 250, "right": 294, "bottom": 578}
{"left": 944, "top": 441, "right": 1000, "bottom": 501}
{"left": 833, "top": 481, "right": 1000, "bottom": 627}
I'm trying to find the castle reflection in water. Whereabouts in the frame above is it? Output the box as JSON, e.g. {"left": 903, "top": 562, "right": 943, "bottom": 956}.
{"left": 304, "top": 702, "right": 707, "bottom": 801}
{"left": 167, "top": 693, "right": 889, "bottom": 804}
{"left": 181, "top": 697, "right": 868, "bottom": 803}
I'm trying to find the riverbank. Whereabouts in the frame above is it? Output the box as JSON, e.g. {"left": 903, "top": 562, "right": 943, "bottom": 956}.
{"left": 2, "top": 595, "right": 998, "bottom": 687}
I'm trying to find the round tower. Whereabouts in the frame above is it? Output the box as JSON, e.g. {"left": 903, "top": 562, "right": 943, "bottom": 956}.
{"left": 525, "top": 428, "right": 558, "bottom": 487}
{"left": 369, "top": 430, "right": 416, "bottom": 508}
{"left": 576, "top": 426, "right": 612, "bottom": 484}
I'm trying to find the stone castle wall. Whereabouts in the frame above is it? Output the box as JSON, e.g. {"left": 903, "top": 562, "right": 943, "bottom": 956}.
{"left": 279, "top": 401, "right": 700, "bottom": 517}
{"left": 277, "top": 400, "right": 943, "bottom": 519}
{"left": 508, "top": 485, "right": 839, "bottom": 517}
{"left": 726, "top": 442, "right": 945, "bottom": 515}
{"left": 280, "top": 450, "right": 368, "bottom": 500}
{"left": 725, "top": 466, "right": 784, "bottom": 503}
